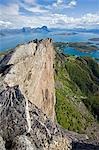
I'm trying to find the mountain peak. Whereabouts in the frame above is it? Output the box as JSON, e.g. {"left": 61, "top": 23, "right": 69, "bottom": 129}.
{"left": 41, "top": 26, "right": 49, "bottom": 30}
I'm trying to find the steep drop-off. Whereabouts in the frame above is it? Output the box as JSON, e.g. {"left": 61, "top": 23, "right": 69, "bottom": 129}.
{"left": 1, "top": 39, "right": 55, "bottom": 121}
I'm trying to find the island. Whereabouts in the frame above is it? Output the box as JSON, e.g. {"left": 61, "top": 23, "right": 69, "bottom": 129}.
{"left": 54, "top": 42, "right": 99, "bottom": 52}
{"left": 53, "top": 32, "right": 77, "bottom": 36}
{"left": 89, "top": 38, "right": 99, "bottom": 41}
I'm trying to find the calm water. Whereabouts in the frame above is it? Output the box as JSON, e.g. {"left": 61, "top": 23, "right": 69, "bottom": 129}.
{"left": 64, "top": 47, "right": 99, "bottom": 59}
{"left": 0, "top": 31, "right": 99, "bottom": 59}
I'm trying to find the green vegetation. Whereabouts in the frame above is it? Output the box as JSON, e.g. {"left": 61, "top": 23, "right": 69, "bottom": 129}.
{"left": 55, "top": 50, "right": 99, "bottom": 135}
{"left": 68, "top": 42, "right": 98, "bottom": 52}
{"left": 54, "top": 41, "right": 99, "bottom": 52}
{"left": 0, "top": 50, "right": 10, "bottom": 58}
{"left": 0, "top": 52, "right": 5, "bottom": 57}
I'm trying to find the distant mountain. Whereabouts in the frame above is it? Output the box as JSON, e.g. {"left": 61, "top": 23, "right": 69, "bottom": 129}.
{"left": 0, "top": 32, "right": 5, "bottom": 37}
{"left": 22, "top": 27, "right": 32, "bottom": 32}
{"left": 0, "top": 26, "right": 50, "bottom": 36}
{"left": 32, "top": 26, "right": 50, "bottom": 33}
{"left": 0, "top": 27, "right": 99, "bottom": 37}
{"left": 0, "top": 28, "right": 22, "bottom": 36}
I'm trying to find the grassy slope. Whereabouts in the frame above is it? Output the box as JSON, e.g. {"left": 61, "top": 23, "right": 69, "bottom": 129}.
{"left": 55, "top": 51, "right": 99, "bottom": 137}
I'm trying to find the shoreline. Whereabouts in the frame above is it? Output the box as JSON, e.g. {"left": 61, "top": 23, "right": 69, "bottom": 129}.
{"left": 54, "top": 41, "right": 99, "bottom": 52}
{"left": 89, "top": 38, "right": 99, "bottom": 41}
{"left": 1, "top": 41, "right": 99, "bottom": 61}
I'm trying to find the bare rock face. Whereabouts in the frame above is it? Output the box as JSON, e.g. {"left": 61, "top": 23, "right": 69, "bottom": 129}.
{"left": 0, "top": 85, "right": 28, "bottom": 140}
{"left": 4, "top": 39, "right": 55, "bottom": 121}
{"left": 0, "top": 136, "right": 6, "bottom": 150}
{"left": 12, "top": 135, "right": 36, "bottom": 150}
{"left": 0, "top": 85, "right": 71, "bottom": 150}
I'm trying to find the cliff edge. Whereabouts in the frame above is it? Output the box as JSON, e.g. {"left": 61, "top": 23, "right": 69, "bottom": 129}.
{"left": 2, "top": 38, "right": 55, "bottom": 121}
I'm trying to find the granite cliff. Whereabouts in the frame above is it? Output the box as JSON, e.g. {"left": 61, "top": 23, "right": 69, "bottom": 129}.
{"left": 2, "top": 39, "right": 55, "bottom": 121}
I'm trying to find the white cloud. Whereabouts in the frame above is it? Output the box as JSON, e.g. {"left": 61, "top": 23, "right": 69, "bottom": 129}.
{"left": 49, "top": 13, "right": 99, "bottom": 28}
{"left": 0, "top": 4, "right": 19, "bottom": 16}
{"left": 24, "top": 5, "right": 49, "bottom": 13}
{"left": 19, "top": 0, "right": 49, "bottom": 14}
{"left": 53, "top": 0, "right": 77, "bottom": 8}
{"left": 67, "top": 0, "right": 77, "bottom": 8}
{"left": 0, "top": 3, "right": 50, "bottom": 28}
{"left": 0, "top": 21, "right": 12, "bottom": 28}
{"left": 57, "top": 0, "right": 63, "bottom": 4}
{"left": 82, "top": 13, "right": 99, "bottom": 24}
{"left": 0, "top": 3, "right": 99, "bottom": 29}
{"left": 23, "top": 0, "right": 36, "bottom": 4}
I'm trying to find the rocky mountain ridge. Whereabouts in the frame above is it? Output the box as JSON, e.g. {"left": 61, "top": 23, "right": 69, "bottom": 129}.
{"left": 0, "top": 26, "right": 49, "bottom": 37}
{"left": 1, "top": 38, "right": 55, "bottom": 121}
{"left": 0, "top": 39, "right": 99, "bottom": 149}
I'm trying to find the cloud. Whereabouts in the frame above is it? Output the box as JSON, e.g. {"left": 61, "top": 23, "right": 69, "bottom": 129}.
{"left": 49, "top": 13, "right": 99, "bottom": 28}
{"left": 0, "top": 3, "right": 50, "bottom": 28}
{"left": 0, "top": 3, "right": 19, "bottom": 15}
{"left": 23, "top": 5, "right": 49, "bottom": 13}
{"left": 57, "top": 0, "right": 63, "bottom": 4}
{"left": 23, "top": 0, "right": 36, "bottom": 4}
{"left": 82, "top": 13, "right": 99, "bottom": 24}
{"left": 0, "top": 20, "right": 12, "bottom": 28}
{"left": 0, "top": 2, "right": 99, "bottom": 29}
{"left": 67, "top": 0, "right": 77, "bottom": 8}
{"left": 19, "top": 0, "right": 49, "bottom": 14}
{"left": 53, "top": 0, "right": 77, "bottom": 8}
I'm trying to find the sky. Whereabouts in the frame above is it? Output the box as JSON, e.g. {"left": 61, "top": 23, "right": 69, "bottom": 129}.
{"left": 0, "top": 0, "right": 99, "bottom": 29}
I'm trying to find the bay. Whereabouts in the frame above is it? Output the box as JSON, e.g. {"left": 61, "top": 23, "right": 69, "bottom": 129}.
{"left": 0, "top": 30, "right": 99, "bottom": 59}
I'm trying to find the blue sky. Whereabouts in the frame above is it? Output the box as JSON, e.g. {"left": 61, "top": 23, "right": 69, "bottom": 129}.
{"left": 0, "top": 0, "right": 99, "bottom": 29}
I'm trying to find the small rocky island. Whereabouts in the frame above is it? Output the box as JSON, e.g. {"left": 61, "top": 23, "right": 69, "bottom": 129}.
{"left": 89, "top": 38, "right": 99, "bottom": 41}
{"left": 54, "top": 41, "right": 99, "bottom": 52}
{"left": 54, "top": 32, "right": 77, "bottom": 36}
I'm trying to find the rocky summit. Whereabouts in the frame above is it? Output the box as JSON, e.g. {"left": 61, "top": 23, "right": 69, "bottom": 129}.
{"left": 0, "top": 39, "right": 99, "bottom": 150}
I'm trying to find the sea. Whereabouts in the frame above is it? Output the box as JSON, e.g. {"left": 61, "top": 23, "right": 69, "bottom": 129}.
{"left": 0, "top": 30, "right": 99, "bottom": 59}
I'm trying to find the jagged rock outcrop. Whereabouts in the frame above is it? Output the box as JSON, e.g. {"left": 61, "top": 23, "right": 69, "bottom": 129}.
{"left": 2, "top": 39, "right": 55, "bottom": 121}
{"left": 0, "top": 85, "right": 72, "bottom": 150}
{"left": 0, "top": 85, "right": 99, "bottom": 150}
{"left": 0, "top": 136, "right": 6, "bottom": 150}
